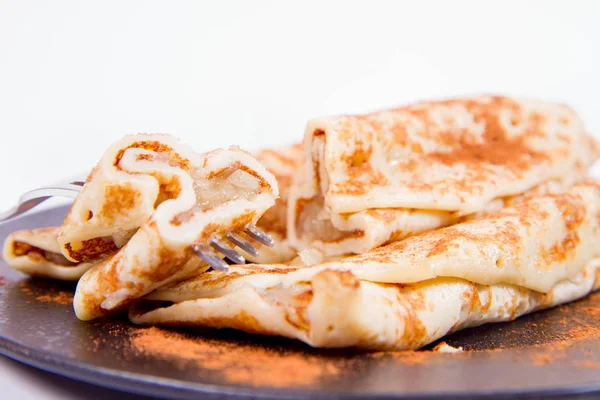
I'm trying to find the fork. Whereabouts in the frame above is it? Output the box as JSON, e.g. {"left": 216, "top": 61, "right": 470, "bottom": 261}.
{"left": 0, "top": 180, "right": 274, "bottom": 272}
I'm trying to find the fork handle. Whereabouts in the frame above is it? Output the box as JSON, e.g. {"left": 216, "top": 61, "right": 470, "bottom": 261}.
{"left": 0, "top": 184, "right": 82, "bottom": 223}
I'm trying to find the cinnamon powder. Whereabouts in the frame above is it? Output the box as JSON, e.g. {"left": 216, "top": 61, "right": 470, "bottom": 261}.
{"left": 130, "top": 327, "right": 340, "bottom": 387}
{"left": 18, "top": 281, "right": 33, "bottom": 294}
{"left": 576, "top": 361, "right": 600, "bottom": 369}
{"left": 18, "top": 281, "right": 74, "bottom": 305}
{"left": 583, "top": 306, "right": 600, "bottom": 318}
{"left": 489, "top": 292, "right": 600, "bottom": 367}
{"left": 36, "top": 292, "right": 73, "bottom": 305}
{"left": 366, "top": 349, "right": 434, "bottom": 365}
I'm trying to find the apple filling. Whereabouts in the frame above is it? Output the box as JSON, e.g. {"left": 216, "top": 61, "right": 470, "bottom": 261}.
{"left": 13, "top": 241, "right": 77, "bottom": 266}
{"left": 174, "top": 163, "right": 262, "bottom": 224}
{"left": 295, "top": 196, "right": 353, "bottom": 243}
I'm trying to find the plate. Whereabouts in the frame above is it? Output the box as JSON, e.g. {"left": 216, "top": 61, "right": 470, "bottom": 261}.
{"left": 1, "top": 206, "right": 600, "bottom": 399}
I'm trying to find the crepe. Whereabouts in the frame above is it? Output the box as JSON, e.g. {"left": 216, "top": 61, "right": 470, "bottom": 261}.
{"left": 249, "top": 143, "right": 304, "bottom": 263}
{"left": 130, "top": 181, "right": 600, "bottom": 350}
{"left": 289, "top": 96, "right": 599, "bottom": 256}
{"left": 60, "top": 134, "right": 279, "bottom": 320}
{"left": 2, "top": 227, "right": 94, "bottom": 280}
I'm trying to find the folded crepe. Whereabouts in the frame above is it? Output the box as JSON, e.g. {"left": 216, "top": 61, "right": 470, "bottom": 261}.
{"left": 2, "top": 227, "right": 94, "bottom": 280}
{"left": 249, "top": 143, "right": 304, "bottom": 264}
{"left": 289, "top": 96, "right": 599, "bottom": 257}
{"left": 58, "top": 134, "right": 279, "bottom": 320}
{"left": 130, "top": 181, "right": 600, "bottom": 350}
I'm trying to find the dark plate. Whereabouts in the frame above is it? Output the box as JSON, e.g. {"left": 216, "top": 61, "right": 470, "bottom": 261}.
{"left": 1, "top": 206, "right": 600, "bottom": 400}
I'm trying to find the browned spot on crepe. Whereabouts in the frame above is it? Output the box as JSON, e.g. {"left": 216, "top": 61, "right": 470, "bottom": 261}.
{"left": 154, "top": 176, "right": 182, "bottom": 208}
{"left": 99, "top": 184, "right": 141, "bottom": 222}
{"left": 539, "top": 191, "right": 586, "bottom": 267}
{"left": 64, "top": 237, "right": 118, "bottom": 263}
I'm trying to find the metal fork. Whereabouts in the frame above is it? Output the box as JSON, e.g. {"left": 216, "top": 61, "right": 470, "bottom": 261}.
{"left": 0, "top": 180, "right": 274, "bottom": 272}
{"left": 193, "top": 225, "right": 274, "bottom": 271}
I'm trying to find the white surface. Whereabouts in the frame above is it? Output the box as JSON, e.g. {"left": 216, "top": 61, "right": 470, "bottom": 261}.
{"left": 1, "top": 0, "right": 600, "bottom": 210}
{"left": 0, "top": 1, "right": 599, "bottom": 398}
{"left": 0, "top": 356, "right": 154, "bottom": 400}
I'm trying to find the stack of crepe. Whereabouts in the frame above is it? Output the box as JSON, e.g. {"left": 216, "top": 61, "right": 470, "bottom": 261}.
{"left": 4, "top": 96, "right": 600, "bottom": 350}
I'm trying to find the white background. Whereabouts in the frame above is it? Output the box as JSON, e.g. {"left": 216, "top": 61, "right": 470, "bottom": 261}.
{"left": 0, "top": 1, "right": 599, "bottom": 398}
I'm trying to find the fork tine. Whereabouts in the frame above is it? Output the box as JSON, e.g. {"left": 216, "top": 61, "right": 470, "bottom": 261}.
{"left": 226, "top": 232, "right": 259, "bottom": 257}
{"left": 192, "top": 244, "right": 229, "bottom": 271}
{"left": 244, "top": 224, "right": 275, "bottom": 247}
{"left": 211, "top": 238, "right": 245, "bottom": 264}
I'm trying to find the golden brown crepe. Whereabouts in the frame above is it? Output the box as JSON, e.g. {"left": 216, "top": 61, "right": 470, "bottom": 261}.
{"left": 289, "top": 96, "right": 599, "bottom": 256}
{"left": 2, "top": 227, "right": 94, "bottom": 280}
{"left": 58, "top": 134, "right": 279, "bottom": 320}
{"left": 130, "top": 181, "right": 600, "bottom": 350}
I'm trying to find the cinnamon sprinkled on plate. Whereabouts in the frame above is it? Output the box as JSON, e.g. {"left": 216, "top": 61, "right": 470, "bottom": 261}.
{"left": 130, "top": 327, "right": 341, "bottom": 387}
{"left": 576, "top": 361, "right": 600, "bottom": 369}
{"left": 36, "top": 292, "right": 73, "bottom": 305}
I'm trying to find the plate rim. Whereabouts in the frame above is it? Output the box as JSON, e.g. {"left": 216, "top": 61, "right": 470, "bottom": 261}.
{"left": 2, "top": 323, "right": 600, "bottom": 400}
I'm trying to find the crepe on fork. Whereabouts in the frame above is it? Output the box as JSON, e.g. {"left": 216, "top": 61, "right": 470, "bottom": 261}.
{"left": 289, "top": 96, "right": 599, "bottom": 257}
{"left": 1, "top": 143, "right": 300, "bottom": 281}
{"left": 52, "top": 134, "right": 279, "bottom": 320}
{"left": 130, "top": 181, "right": 600, "bottom": 350}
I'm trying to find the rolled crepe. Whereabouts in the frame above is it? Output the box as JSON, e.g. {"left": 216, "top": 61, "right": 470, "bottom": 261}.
{"left": 60, "top": 134, "right": 279, "bottom": 320}
{"left": 289, "top": 96, "right": 599, "bottom": 256}
{"left": 2, "top": 227, "right": 94, "bottom": 280}
{"left": 130, "top": 181, "right": 600, "bottom": 350}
